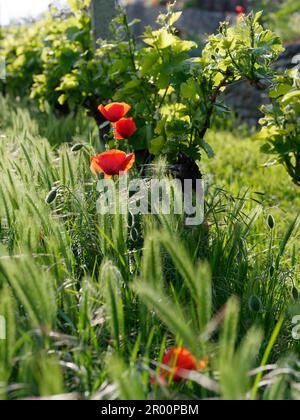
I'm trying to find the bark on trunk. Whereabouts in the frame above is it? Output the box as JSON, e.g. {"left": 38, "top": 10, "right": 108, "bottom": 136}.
{"left": 91, "top": 0, "right": 118, "bottom": 48}
{"left": 91, "top": 0, "right": 118, "bottom": 147}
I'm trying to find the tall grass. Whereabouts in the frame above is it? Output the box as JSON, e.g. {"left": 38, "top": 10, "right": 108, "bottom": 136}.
{"left": 0, "top": 96, "right": 299, "bottom": 400}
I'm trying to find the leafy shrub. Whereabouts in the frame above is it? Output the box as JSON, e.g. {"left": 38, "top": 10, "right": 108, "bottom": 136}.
{"left": 1, "top": 4, "right": 284, "bottom": 168}
{"left": 258, "top": 68, "right": 300, "bottom": 186}
{"left": 264, "top": 0, "right": 300, "bottom": 42}
{"left": 0, "top": 22, "right": 44, "bottom": 98}
{"left": 30, "top": 1, "right": 94, "bottom": 115}
{"left": 94, "top": 8, "right": 283, "bottom": 165}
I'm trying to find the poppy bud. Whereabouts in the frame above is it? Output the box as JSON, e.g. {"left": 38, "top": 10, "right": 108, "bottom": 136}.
{"left": 292, "top": 286, "right": 299, "bottom": 301}
{"left": 267, "top": 215, "right": 275, "bottom": 230}
{"left": 71, "top": 144, "right": 84, "bottom": 152}
{"left": 249, "top": 295, "right": 262, "bottom": 313}
{"left": 45, "top": 189, "right": 58, "bottom": 204}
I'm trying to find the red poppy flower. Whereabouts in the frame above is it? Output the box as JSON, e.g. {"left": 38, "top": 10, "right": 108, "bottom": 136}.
{"left": 114, "top": 118, "right": 136, "bottom": 140}
{"left": 91, "top": 150, "right": 135, "bottom": 179}
{"left": 161, "top": 347, "right": 196, "bottom": 382}
{"left": 235, "top": 5, "right": 245, "bottom": 16}
{"left": 152, "top": 347, "right": 207, "bottom": 384}
{"left": 98, "top": 102, "right": 131, "bottom": 123}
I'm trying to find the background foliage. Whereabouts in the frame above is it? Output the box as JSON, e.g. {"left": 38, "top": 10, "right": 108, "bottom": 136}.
{"left": 1, "top": 3, "right": 285, "bottom": 167}
{"left": 0, "top": 1, "right": 300, "bottom": 400}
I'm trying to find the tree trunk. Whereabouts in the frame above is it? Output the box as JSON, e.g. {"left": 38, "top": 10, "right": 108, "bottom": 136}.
{"left": 91, "top": 0, "right": 118, "bottom": 148}
{"left": 91, "top": 0, "right": 118, "bottom": 48}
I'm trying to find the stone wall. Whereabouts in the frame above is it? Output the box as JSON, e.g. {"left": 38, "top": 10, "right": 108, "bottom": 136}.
{"left": 127, "top": 5, "right": 228, "bottom": 37}
{"left": 225, "top": 44, "right": 300, "bottom": 125}
{"left": 129, "top": 0, "right": 252, "bottom": 12}
{"left": 187, "top": 0, "right": 248, "bottom": 12}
